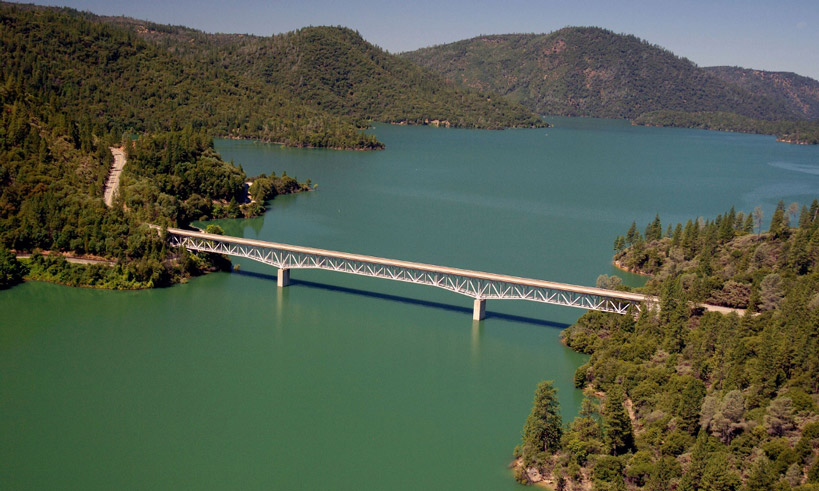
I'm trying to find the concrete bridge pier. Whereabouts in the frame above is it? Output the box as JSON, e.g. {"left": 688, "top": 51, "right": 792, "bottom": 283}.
{"left": 473, "top": 298, "right": 486, "bottom": 321}
{"left": 277, "top": 268, "right": 290, "bottom": 287}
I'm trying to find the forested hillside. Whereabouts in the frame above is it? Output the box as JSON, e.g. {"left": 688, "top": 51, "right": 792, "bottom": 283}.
{"left": 515, "top": 202, "right": 819, "bottom": 490}
{"left": 103, "top": 20, "right": 545, "bottom": 130}
{"left": 0, "top": 4, "right": 306, "bottom": 289}
{"left": 0, "top": 3, "right": 382, "bottom": 150}
{"left": 704, "top": 67, "right": 819, "bottom": 120}
{"left": 634, "top": 111, "right": 819, "bottom": 145}
{"left": 0, "top": 2, "right": 546, "bottom": 290}
{"left": 402, "top": 28, "right": 791, "bottom": 120}
{"left": 403, "top": 27, "right": 819, "bottom": 143}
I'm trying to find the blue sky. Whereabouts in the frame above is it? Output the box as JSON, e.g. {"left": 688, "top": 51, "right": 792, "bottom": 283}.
{"left": 21, "top": 0, "right": 819, "bottom": 80}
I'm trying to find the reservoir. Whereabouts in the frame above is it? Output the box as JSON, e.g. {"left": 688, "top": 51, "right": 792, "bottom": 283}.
{"left": 2, "top": 118, "right": 818, "bottom": 489}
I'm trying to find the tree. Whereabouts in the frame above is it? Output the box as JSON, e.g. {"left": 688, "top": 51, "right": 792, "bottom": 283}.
{"left": 646, "top": 214, "right": 662, "bottom": 242}
{"left": 706, "top": 390, "right": 746, "bottom": 444}
{"left": 764, "top": 397, "right": 795, "bottom": 436}
{"left": 769, "top": 200, "right": 787, "bottom": 239}
{"left": 597, "top": 274, "right": 623, "bottom": 290}
{"left": 745, "top": 456, "right": 777, "bottom": 491}
{"left": 204, "top": 224, "right": 224, "bottom": 235}
{"left": 677, "top": 377, "right": 706, "bottom": 434}
{"left": 759, "top": 273, "right": 785, "bottom": 311}
{"left": 700, "top": 452, "right": 741, "bottom": 491}
{"left": 626, "top": 221, "right": 641, "bottom": 246}
{"left": 604, "top": 384, "right": 634, "bottom": 455}
{"left": 753, "top": 206, "right": 764, "bottom": 240}
{"left": 0, "top": 247, "right": 27, "bottom": 288}
{"left": 613, "top": 235, "right": 626, "bottom": 252}
{"left": 520, "top": 380, "right": 563, "bottom": 468}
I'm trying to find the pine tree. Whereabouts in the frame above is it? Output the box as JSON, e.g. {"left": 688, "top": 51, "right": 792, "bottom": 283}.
{"left": 626, "top": 221, "right": 640, "bottom": 246}
{"left": 769, "top": 200, "right": 787, "bottom": 239}
{"left": 520, "top": 380, "right": 563, "bottom": 467}
{"left": 745, "top": 457, "right": 776, "bottom": 491}
{"left": 604, "top": 384, "right": 634, "bottom": 456}
{"left": 660, "top": 276, "right": 688, "bottom": 351}
{"left": 799, "top": 205, "right": 811, "bottom": 229}
{"left": 753, "top": 206, "right": 764, "bottom": 239}
{"left": 719, "top": 207, "right": 735, "bottom": 242}
{"left": 700, "top": 452, "right": 741, "bottom": 491}
{"left": 672, "top": 223, "right": 683, "bottom": 247}
{"left": 743, "top": 212, "right": 754, "bottom": 234}
{"left": 646, "top": 214, "right": 662, "bottom": 242}
{"left": 677, "top": 378, "right": 706, "bottom": 435}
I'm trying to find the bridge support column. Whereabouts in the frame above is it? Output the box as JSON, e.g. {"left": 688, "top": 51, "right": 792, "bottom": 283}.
{"left": 473, "top": 298, "right": 486, "bottom": 321}
{"left": 277, "top": 268, "right": 290, "bottom": 287}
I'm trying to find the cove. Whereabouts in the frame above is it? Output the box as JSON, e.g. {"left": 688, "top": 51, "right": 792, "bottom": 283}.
{"left": 2, "top": 118, "right": 818, "bottom": 489}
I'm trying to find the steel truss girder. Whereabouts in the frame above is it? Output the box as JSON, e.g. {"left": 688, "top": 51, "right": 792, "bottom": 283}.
{"left": 170, "top": 233, "right": 640, "bottom": 315}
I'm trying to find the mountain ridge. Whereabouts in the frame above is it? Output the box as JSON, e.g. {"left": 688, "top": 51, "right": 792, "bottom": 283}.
{"left": 402, "top": 27, "right": 817, "bottom": 123}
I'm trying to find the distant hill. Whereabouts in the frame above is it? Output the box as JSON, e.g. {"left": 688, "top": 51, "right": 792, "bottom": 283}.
{"left": 101, "top": 18, "right": 545, "bottom": 132}
{"left": 0, "top": 3, "right": 382, "bottom": 150}
{"left": 401, "top": 27, "right": 798, "bottom": 121}
{"left": 703, "top": 66, "right": 819, "bottom": 120}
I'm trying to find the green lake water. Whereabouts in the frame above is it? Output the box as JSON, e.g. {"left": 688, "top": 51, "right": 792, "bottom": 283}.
{"left": 2, "top": 118, "right": 818, "bottom": 489}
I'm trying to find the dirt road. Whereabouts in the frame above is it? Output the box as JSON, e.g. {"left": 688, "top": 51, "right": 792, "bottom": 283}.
{"left": 104, "top": 147, "right": 126, "bottom": 207}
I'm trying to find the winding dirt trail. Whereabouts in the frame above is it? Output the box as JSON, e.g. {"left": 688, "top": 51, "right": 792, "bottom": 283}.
{"left": 104, "top": 147, "right": 126, "bottom": 207}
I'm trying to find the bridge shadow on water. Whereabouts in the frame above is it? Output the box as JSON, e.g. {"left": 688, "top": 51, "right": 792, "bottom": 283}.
{"left": 232, "top": 269, "right": 571, "bottom": 330}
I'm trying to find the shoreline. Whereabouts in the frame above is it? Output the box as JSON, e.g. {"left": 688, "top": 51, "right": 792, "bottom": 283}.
{"left": 611, "top": 258, "right": 650, "bottom": 276}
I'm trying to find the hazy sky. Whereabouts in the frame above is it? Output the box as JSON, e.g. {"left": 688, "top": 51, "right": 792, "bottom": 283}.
{"left": 20, "top": 0, "right": 819, "bottom": 80}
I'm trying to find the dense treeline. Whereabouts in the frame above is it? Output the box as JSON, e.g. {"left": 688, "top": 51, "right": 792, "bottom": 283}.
{"left": 404, "top": 27, "right": 819, "bottom": 144}
{"left": 0, "top": 7, "right": 309, "bottom": 288}
{"left": 612, "top": 200, "right": 819, "bottom": 308}
{"left": 703, "top": 67, "right": 819, "bottom": 120}
{"left": 0, "top": 3, "right": 382, "bottom": 150}
{"left": 515, "top": 203, "right": 819, "bottom": 490}
{"left": 403, "top": 27, "right": 796, "bottom": 121}
{"left": 0, "top": 2, "right": 546, "bottom": 288}
{"left": 634, "top": 111, "right": 819, "bottom": 145}
{"left": 97, "top": 17, "right": 545, "bottom": 132}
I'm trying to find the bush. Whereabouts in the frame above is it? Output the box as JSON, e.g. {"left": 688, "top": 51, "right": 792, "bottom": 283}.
{"left": 0, "top": 247, "right": 27, "bottom": 288}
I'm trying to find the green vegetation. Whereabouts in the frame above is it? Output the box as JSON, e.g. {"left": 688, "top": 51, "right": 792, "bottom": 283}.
{"left": 0, "top": 2, "right": 547, "bottom": 290}
{"left": 704, "top": 67, "right": 819, "bottom": 120}
{"left": 404, "top": 27, "right": 819, "bottom": 144}
{"left": 163, "top": 25, "right": 546, "bottom": 131}
{"left": 0, "top": 246, "right": 25, "bottom": 288}
{"left": 0, "top": 3, "right": 382, "bottom": 150}
{"left": 515, "top": 380, "right": 563, "bottom": 483}
{"left": 634, "top": 111, "right": 819, "bottom": 144}
{"left": 21, "top": 249, "right": 228, "bottom": 289}
{"left": 403, "top": 27, "right": 793, "bottom": 121}
{"left": 515, "top": 201, "right": 819, "bottom": 489}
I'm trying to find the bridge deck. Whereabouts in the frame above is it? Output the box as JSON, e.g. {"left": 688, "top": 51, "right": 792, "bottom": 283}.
{"left": 165, "top": 227, "right": 651, "bottom": 318}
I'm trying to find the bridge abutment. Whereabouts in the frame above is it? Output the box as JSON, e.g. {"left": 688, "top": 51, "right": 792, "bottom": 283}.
{"left": 473, "top": 298, "right": 486, "bottom": 321}
{"left": 277, "top": 268, "right": 290, "bottom": 287}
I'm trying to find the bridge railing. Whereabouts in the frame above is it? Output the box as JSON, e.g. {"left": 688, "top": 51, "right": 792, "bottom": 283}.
{"left": 165, "top": 227, "right": 652, "bottom": 320}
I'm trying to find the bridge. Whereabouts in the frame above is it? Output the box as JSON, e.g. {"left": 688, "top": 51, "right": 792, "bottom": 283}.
{"left": 165, "top": 227, "right": 651, "bottom": 320}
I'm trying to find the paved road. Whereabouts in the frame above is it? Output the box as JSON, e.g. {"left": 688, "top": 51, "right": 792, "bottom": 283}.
{"left": 103, "top": 147, "right": 126, "bottom": 207}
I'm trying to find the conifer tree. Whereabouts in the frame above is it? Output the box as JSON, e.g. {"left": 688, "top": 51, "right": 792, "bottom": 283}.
{"left": 604, "top": 384, "right": 634, "bottom": 456}
{"left": 753, "top": 206, "right": 764, "bottom": 239}
{"left": 626, "top": 221, "right": 640, "bottom": 246}
{"left": 520, "top": 380, "right": 563, "bottom": 467}
{"left": 743, "top": 212, "right": 754, "bottom": 234}
{"left": 672, "top": 223, "right": 683, "bottom": 246}
{"left": 745, "top": 457, "right": 776, "bottom": 491}
{"left": 646, "top": 214, "right": 662, "bottom": 242}
{"left": 677, "top": 378, "right": 706, "bottom": 435}
{"left": 769, "top": 200, "right": 787, "bottom": 239}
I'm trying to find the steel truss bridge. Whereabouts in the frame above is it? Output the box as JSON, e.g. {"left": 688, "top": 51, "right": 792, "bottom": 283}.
{"left": 166, "top": 227, "right": 651, "bottom": 320}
